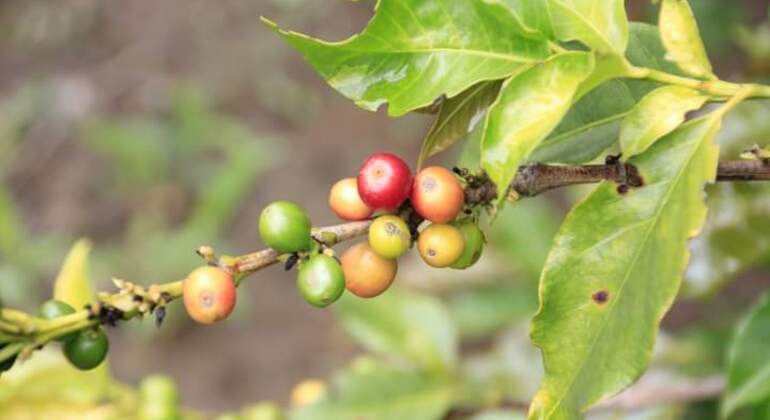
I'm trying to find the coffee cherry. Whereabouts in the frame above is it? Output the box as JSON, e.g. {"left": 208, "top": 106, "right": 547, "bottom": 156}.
{"left": 329, "top": 177, "right": 373, "bottom": 221}
{"left": 0, "top": 344, "right": 16, "bottom": 373}
{"left": 183, "top": 266, "right": 237, "bottom": 324}
{"left": 297, "top": 254, "right": 345, "bottom": 307}
{"left": 368, "top": 215, "right": 411, "bottom": 259}
{"left": 39, "top": 299, "right": 77, "bottom": 342}
{"left": 291, "top": 379, "right": 328, "bottom": 407}
{"left": 411, "top": 166, "right": 465, "bottom": 223}
{"left": 64, "top": 328, "right": 109, "bottom": 370}
{"left": 341, "top": 242, "right": 397, "bottom": 298}
{"left": 259, "top": 201, "right": 312, "bottom": 253}
{"left": 357, "top": 152, "right": 412, "bottom": 212}
{"left": 417, "top": 223, "right": 465, "bottom": 268}
{"left": 451, "top": 220, "right": 485, "bottom": 269}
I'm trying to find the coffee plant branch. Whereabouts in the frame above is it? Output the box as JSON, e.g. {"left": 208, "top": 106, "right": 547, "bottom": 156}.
{"left": 0, "top": 157, "right": 767, "bottom": 364}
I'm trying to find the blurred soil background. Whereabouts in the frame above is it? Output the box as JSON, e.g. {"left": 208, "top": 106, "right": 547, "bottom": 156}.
{"left": 0, "top": 0, "right": 769, "bottom": 415}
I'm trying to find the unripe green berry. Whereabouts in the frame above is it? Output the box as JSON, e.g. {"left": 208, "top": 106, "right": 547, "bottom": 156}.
{"left": 39, "top": 299, "right": 77, "bottom": 342}
{"left": 259, "top": 201, "right": 312, "bottom": 253}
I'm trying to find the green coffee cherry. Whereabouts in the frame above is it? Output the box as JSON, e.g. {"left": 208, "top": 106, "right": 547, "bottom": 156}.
{"left": 259, "top": 201, "right": 312, "bottom": 253}
{"left": 39, "top": 299, "right": 77, "bottom": 342}
{"left": 451, "top": 220, "right": 485, "bottom": 269}
{"left": 64, "top": 328, "right": 109, "bottom": 370}
{"left": 297, "top": 254, "right": 345, "bottom": 308}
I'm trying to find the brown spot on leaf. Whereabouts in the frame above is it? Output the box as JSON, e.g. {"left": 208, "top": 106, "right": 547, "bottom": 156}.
{"left": 592, "top": 290, "right": 609, "bottom": 304}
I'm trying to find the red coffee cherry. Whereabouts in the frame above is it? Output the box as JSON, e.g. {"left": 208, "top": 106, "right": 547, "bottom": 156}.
{"left": 329, "top": 177, "right": 373, "bottom": 221}
{"left": 411, "top": 166, "right": 465, "bottom": 223}
{"left": 341, "top": 242, "right": 398, "bottom": 298}
{"left": 357, "top": 152, "right": 412, "bottom": 212}
{"left": 183, "top": 266, "right": 237, "bottom": 324}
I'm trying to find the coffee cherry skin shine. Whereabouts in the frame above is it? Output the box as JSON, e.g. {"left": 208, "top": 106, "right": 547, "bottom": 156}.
{"left": 357, "top": 153, "right": 412, "bottom": 212}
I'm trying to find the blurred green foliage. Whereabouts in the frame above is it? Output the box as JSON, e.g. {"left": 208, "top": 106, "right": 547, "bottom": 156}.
{"left": 1, "top": 1, "right": 770, "bottom": 420}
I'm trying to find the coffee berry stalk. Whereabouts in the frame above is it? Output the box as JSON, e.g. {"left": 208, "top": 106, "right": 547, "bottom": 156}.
{"left": 0, "top": 152, "right": 493, "bottom": 369}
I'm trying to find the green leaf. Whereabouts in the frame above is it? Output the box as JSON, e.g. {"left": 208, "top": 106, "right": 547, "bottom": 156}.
{"left": 335, "top": 288, "right": 458, "bottom": 374}
{"left": 481, "top": 52, "right": 593, "bottom": 201}
{"left": 448, "top": 283, "right": 537, "bottom": 340}
{"left": 529, "top": 112, "right": 723, "bottom": 419}
{"left": 531, "top": 23, "right": 682, "bottom": 164}
{"left": 659, "top": 0, "right": 715, "bottom": 79}
{"left": 289, "top": 359, "right": 454, "bottom": 420}
{"left": 723, "top": 293, "right": 770, "bottom": 418}
{"left": 547, "top": 0, "right": 628, "bottom": 53}
{"left": 53, "top": 239, "right": 96, "bottom": 309}
{"left": 263, "top": 0, "right": 550, "bottom": 116}
{"left": 619, "top": 85, "right": 708, "bottom": 158}
{"left": 418, "top": 81, "right": 502, "bottom": 169}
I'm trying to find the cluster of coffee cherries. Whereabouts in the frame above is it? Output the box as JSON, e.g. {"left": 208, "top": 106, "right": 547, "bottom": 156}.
{"left": 179, "top": 152, "right": 485, "bottom": 323}
{"left": 328, "top": 152, "right": 484, "bottom": 302}
{"left": 0, "top": 300, "right": 110, "bottom": 373}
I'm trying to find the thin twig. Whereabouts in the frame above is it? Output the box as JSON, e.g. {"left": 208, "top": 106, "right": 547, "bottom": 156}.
{"left": 0, "top": 159, "right": 767, "bottom": 361}
{"left": 443, "top": 375, "right": 725, "bottom": 418}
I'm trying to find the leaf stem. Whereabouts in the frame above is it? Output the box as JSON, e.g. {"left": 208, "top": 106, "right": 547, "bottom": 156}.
{"left": 629, "top": 66, "right": 770, "bottom": 100}
{"left": 630, "top": 67, "right": 742, "bottom": 97}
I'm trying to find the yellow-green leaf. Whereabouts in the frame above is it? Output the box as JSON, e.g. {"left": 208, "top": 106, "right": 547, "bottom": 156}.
{"left": 548, "top": 0, "right": 629, "bottom": 53}
{"left": 418, "top": 81, "right": 502, "bottom": 169}
{"left": 619, "top": 85, "right": 708, "bottom": 158}
{"left": 53, "top": 239, "right": 95, "bottom": 309}
{"left": 264, "top": 0, "right": 550, "bottom": 117}
{"left": 659, "top": 0, "right": 715, "bottom": 79}
{"left": 529, "top": 111, "right": 724, "bottom": 419}
{"left": 481, "top": 52, "right": 594, "bottom": 205}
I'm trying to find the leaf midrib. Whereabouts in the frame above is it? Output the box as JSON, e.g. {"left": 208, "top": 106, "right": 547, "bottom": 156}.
{"left": 327, "top": 46, "right": 540, "bottom": 64}
{"left": 541, "top": 123, "right": 712, "bottom": 418}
